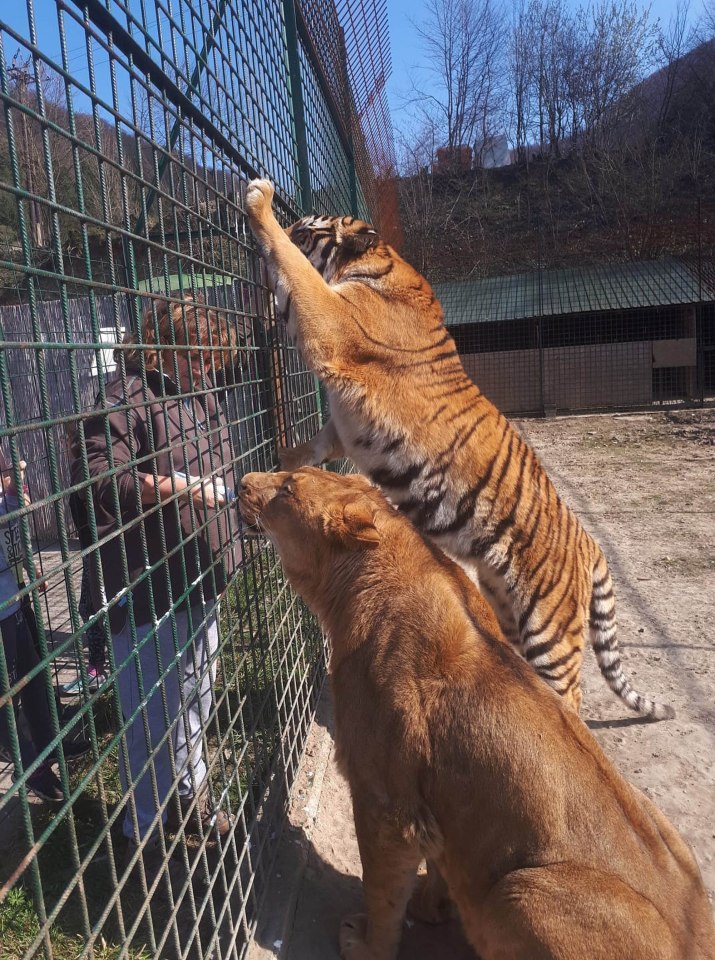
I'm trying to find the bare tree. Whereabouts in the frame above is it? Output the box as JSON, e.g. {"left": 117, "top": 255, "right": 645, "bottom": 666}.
{"left": 510, "top": 0, "right": 533, "bottom": 162}
{"left": 655, "top": 0, "right": 691, "bottom": 132}
{"left": 701, "top": 0, "right": 715, "bottom": 37}
{"left": 412, "top": 0, "right": 508, "bottom": 164}
{"left": 508, "top": 0, "right": 658, "bottom": 157}
{"left": 579, "top": 0, "right": 659, "bottom": 148}
{"left": 395, "top": 124, "right": 440, "bottom": 274}
{"left": 508, "top": 0, "right": 582, "bottom": 158}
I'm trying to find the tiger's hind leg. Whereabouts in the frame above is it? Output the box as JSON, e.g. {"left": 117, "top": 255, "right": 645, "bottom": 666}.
{"left": 472, "top": 561, "right": 520, "bottom": 648}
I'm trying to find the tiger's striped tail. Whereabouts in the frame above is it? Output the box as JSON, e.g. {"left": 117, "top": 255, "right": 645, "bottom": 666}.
{"left": 589, "top": 557, "right": 675, "bottom": 721}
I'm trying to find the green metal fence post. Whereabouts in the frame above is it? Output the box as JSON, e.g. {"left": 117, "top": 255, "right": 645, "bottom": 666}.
{"left": 281, "top": 0, "right": 313, "bottom": 214}
{"left": 281, "top": 0, "right": 327, "bottom": 425}
{"left": 338, "top": 28, "right": 360, "bottom": 220}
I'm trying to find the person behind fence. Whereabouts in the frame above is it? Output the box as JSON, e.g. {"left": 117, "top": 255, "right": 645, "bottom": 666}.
{"left": 62, "top": 421, "right": 108, "bottom": 695}
{"left": 70, "top": 295, "right": 241, "bottom": 889}
{"left": 0, "top": 448, "right": 89, "bottom": 800}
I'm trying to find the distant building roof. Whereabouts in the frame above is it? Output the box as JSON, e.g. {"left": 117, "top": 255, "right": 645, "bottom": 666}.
{"left": 434, "top": 258, "right": 715, "bottom": 326}
{"left": 137, "top": 273, "right": 234, "bottom": 294}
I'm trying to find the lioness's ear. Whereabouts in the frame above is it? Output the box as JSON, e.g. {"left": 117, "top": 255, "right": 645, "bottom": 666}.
{"left": 339, "top": 498, "right": 380, "bottom": 548}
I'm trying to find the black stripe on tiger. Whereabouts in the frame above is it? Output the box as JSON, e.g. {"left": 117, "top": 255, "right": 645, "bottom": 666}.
{"left": 488, "top": 503, "right": 518, "bottom": 547}
{"left": 518, "top": 565, "right": 569, "bottom": 636}
{"left": 592, "top": 587, "right": 614, "bottom": 604}
{"left": 319, "top": 239, "right": 336, "bottom": 265}
{"left": 524, "top": 632, "right": 572, "bottom": 665}
{"left": 430, "top": 440, "right": 505, "bottom": 535}
{"left": 428, "top": 403, "right": 449, "bottom": 423}
{"left": 369, "top": 459, "right": 425, "bottom": 489}
{"left": 450, "top": 412, "right": 491, "bottom": 455}
{"left": 592, "top": 570, "right": 610, "bottom": 591}
{"left": 532, "top": 645, "right": 580, "bottom": 675}
{"left": 519, "top": 578, "right": 568, "bottom": 646}
{"left": 413, "top": 490, "right": 448, "bottom": 527}
{"left": 381, "top": 434, "right": 405, "bottom": 454}
{"left": 444, "top": 398, "right": 486, "bottom": 426}
{"left": 592, "top": 635, "right": 617, "bottom": 653}
{"left": 590, "top": 608, "right": 616, "bottom": 626}
{"left": 426, "top": 330, "right": 451, "bottom": 350}
{"left": 483, "top": 434, "right": 518, "bottom": 511}
{"left": 429, "top": 483, "right": 481, "bottom": 535}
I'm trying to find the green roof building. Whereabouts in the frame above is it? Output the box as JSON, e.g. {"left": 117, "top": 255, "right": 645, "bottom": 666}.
{"left": 433, "top": 259, "right": 715, "bottom": 416}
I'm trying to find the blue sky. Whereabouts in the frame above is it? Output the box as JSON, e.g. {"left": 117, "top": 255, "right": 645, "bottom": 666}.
{"left": 386, "top": 0, "right": 709, "bottom": 140}
{"left": 1, "top": 0, "right": 709, "bottom": 150}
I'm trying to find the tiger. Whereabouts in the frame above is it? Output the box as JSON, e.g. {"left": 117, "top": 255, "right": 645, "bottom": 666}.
{"left": 245, "top": 178, "right": 675, "bottom": 720}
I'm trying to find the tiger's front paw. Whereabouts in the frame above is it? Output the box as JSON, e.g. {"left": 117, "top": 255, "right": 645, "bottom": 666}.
{"left": 245, "top": 179, "right": 275, "bottom": 223}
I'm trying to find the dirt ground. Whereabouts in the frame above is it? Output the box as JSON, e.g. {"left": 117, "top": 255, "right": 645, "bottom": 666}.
{"left": 250, "top": 408, "right": 715, "bottom": 960}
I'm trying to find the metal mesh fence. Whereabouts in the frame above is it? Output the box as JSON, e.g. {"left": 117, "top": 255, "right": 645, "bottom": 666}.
{"left": 0, "top": 1, "right": 394, "bottom": 957}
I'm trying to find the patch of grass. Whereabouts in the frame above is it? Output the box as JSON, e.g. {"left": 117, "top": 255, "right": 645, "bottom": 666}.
{"left": 0, "top": 883, "right": 152, "bottom": 960}
{"left": 1, "top": 691, "right": 168, "bottom": 960}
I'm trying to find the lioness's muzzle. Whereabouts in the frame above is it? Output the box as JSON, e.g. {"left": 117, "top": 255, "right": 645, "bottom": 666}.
{"left": 238, "top": 472, "right": 283, "bottom": 527}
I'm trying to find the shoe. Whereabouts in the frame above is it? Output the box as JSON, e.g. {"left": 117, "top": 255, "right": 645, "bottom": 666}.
{"left": 52, "top": 738, "right": 92, "bottom": 763}
{"left": 165, "top": 788, "right": 231, "bottom": 839}
{"left": 13, "top": 763, "right": 64, "bottom": 803}
{"left": 122, "top": 837, "right": 187, "bottom": 903}
{"left": 87, "top": 665, "right": 109, "bottom": 691}
{"left": 61, "top": 666, "right": 108, "bottom": 695}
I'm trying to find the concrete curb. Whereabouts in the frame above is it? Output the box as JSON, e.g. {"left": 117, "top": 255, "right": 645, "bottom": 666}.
{"left": 247, "top": 694, "right": 334, "bottom": 960}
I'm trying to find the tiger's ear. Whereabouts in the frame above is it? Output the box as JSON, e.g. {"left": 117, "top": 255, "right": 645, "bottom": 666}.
{"left": 342, "top": 227, "right": 380, "bottom": 256}
{"left": 335, "top": 497, "right": 381, "bottom": 549}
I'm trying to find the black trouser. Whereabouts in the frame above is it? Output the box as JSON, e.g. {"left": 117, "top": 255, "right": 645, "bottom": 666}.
{"left": 0, "top": 609, "right": 54, "bottom": 769}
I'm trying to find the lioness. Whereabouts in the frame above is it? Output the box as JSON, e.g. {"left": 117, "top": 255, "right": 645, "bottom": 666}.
{"left": 238, "top": 468, "right": 715, "bottom": 960}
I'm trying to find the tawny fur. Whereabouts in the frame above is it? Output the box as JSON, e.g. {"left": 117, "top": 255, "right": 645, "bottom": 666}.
{"left": 238, "top": 467, "right": 714, "bottom": 960}
{"left": 245, "top": 177, "right": 674, "bottom": 720}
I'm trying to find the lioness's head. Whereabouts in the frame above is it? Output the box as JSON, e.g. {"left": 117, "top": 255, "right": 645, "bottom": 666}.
{"left": 285, "top": 216, "right": 381, "bottom": 282}
{"left": 239, "top": 467, "right": 382, "bottom": 589}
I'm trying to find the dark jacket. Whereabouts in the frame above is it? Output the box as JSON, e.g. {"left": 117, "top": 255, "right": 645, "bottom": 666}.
{"left": 72, "top": 366, "right": 240, "bottom": 630}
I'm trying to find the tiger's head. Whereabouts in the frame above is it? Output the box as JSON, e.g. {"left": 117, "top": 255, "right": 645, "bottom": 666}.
{"left": 286, "top": 215, "right": 382, "bottom": 282}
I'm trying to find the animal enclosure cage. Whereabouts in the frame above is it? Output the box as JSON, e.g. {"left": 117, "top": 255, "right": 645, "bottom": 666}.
{"left": 436, "top": 251, "right": 715, "bottom": 417}
{"left": 0, "top": 0, "right": 395, "bottom": 958}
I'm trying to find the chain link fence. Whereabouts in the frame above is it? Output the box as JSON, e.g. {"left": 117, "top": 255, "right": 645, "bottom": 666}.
{"left": 0, "top": 1, "right": 395, "bottom": 957}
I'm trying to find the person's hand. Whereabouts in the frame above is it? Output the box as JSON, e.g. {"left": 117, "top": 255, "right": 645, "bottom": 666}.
{"left": 185, "top": 476, "right": 227, "bottom": 511}
{"left": 34, "top": 565, "right": 48, "bottom": 593}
